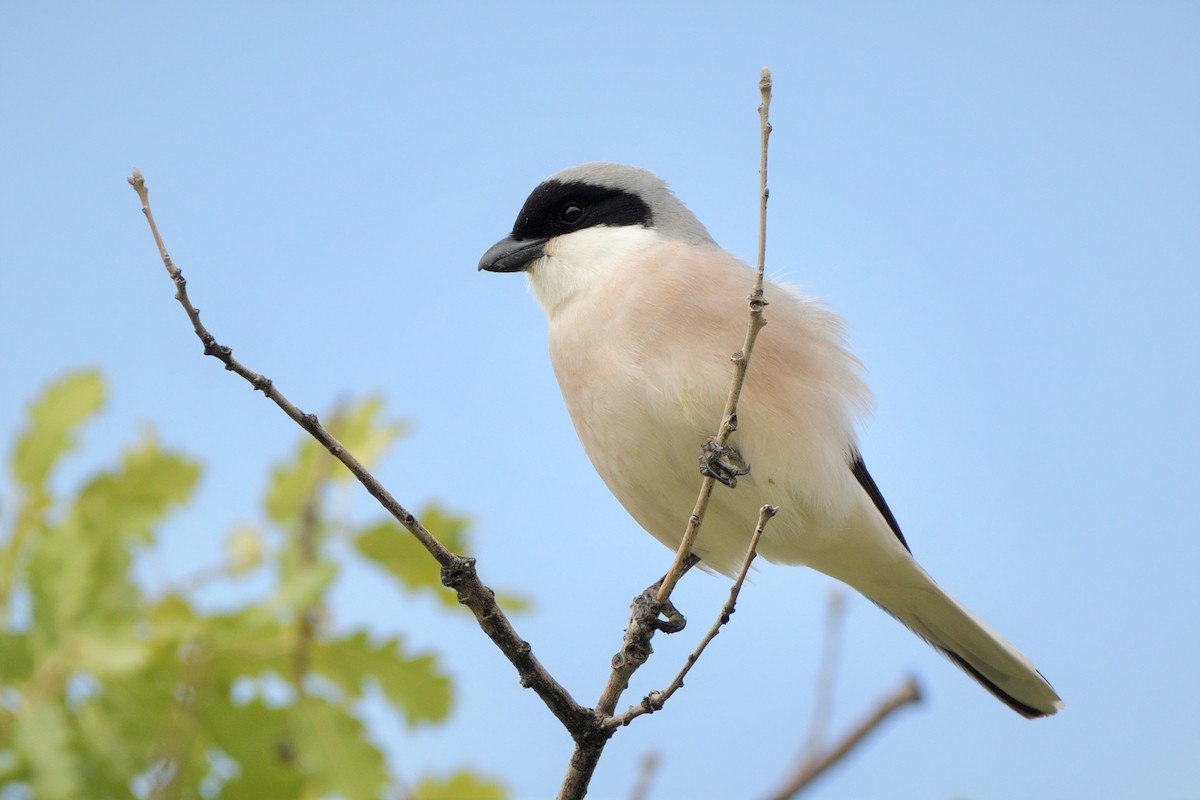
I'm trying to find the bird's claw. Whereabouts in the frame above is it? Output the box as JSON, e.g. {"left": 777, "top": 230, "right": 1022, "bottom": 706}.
{"left": 652, "top": 595, "right": 687, "bottom": 633}
{"left": 632, "top": 586, "right": 687, "bottom": 634}
{"left": 699, "top": 439, "right": 750, "bottom": 487}
{"left": 635, "top": 553, "right": 701, "bottom": 635}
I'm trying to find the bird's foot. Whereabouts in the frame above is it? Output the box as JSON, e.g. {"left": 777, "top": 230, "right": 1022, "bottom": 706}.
{"left": 699, "top": 439, "right": 750, "bottom": 487}
{"left": 633, "top": 588, "right": 687, "bottom": 634}
{"left": 611, "top": 555, "right": 702, "bottom": 670}
{"left": 635, "top": 553, "right": 702, "bottom": 634}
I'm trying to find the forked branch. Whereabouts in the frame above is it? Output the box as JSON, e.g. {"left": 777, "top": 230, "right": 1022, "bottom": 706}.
{"left": 130, "top": 67, "right": 915, "bottom": 800}
{"left": 764, "top": 676, "right": 922, "bottom": 800}
{"left": 608, "top": 504, "right": 777, "bottom": 729}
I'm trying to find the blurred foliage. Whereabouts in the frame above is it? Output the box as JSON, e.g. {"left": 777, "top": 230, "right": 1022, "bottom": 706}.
{"left": 0, "top": 371, "right": 517, "bottom": 799}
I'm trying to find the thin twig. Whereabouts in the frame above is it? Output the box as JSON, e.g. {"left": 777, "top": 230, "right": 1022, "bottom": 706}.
{"left": 562, "top": 68, "right": 777, "bottom": 800}
{"left": 799, "top": 589, "right": 846, "bottom": 764}
{"left": 594, "top": 66, "right": 776, "bottom": 718}
{"left": 607, "top": 505, "right": 777, "bottom": 729}
{"left": 126, "top": 169, "right": 592, "bottom": 736}
{"left": 762, "top": 677, "right": 923, "bottom": 800}
{"left": 655, "top": 66, "right": 775, "bottom": 605}
{"left": 628, "top": 751, "right": 662, "bottom": 800}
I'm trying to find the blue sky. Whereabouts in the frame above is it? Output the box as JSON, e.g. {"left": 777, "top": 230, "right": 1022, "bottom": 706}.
{"left": 2, "top": 3, "right": 1198, "bottom": 798}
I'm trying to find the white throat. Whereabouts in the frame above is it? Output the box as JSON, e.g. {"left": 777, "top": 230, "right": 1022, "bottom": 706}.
{"left": 526, "top": 225, "right": 666, "bottom": 320}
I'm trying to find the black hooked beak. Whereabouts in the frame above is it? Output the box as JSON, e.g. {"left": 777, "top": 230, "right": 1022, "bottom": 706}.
{"left": 477, "top": 235, "right": 549, "bottom": 273}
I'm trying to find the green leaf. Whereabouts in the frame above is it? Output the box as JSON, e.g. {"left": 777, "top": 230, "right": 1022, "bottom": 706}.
{"left": 263, "top": 436, "right": 323, "bottom": 527}
{"left": 208, "top": 695, "right": 392, "bottom": 800}
{"left": 73, "top": 683, "right": 169, "bottom": 794}
{"left": 0, "top": 631, "right": 33, "bottom": 681}
{"left": 26, "top": 512, "right": 123, "bottom": 645}
{"left": 74, "top": 632, "right": 151, "bottom": 678}
{"left": 312, "top": 630, "right": 452, "bottom": 726}
{"left": 72, "top": 434, "right": 201, "bottom": 545}
{"left": 225, "top": 524, "right": 266, "bottom": 575}
{"left": 322, "top": 397, "right": 407, "bottom": 483}
{"left": 492, "top": 592, "right": 532, "bottom": 614}
{"left": 12, "top": 370, "right": 105, "bottom": 492}
{"left": 193, "top": 606, "right": 293, "bottom": 675}
{"left": 355, "top": 506, "right": 531, "bottom": 613}
{"left": 0, "top": 750, "right": 19, "bottom": 783}
{"left": 27, "top": 437, "right": 200, "bottom": 641}
{"left": 5, "top": 372, "right": 105, "bottom": 594}
{"left": 263, "top": 397, "right": 407, "bottom": 526}
{"left": 416, "top": 505, "right": 472, "bottom": 551}
{"left": 202, "top": 698, "right": 305, "bottom": 800}
{"left": 354, "top": 506, "right": 470, "bottom": 601}
{"left": 377, "top": 649, "right": 453, "bottom": 727}
{"left": 412, "top": 771, "right": 508, "bottom": 800}
{"left": 267, "top": 561, "right": 337, "bottom": 616}
{"left": 290, "top": 696, "right": 389, "bottom": 799}
{"left": 2, "top": 376, "right": 498, "bottom": 799}
{"left": 354, "top": 519, "right": 439, "bottom": 593}
{"left": 13, "top": 697, "right": 80, "bottom": 799}
{"left": 145, "top": 592, "right": 201, "bottom": 639}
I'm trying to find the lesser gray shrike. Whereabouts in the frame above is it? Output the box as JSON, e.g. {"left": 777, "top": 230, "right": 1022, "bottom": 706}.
{"left": 478, "top": 162, "right": 1062, "bottom": 718}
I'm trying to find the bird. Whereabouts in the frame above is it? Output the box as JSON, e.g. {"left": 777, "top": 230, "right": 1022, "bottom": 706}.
{"left": 478, "top": 161, "right": 1062, "bottom": 718}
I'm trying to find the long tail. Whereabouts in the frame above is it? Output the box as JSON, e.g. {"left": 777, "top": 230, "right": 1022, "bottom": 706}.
{"left": 866, "top": 569, "right": 1063, "bottom": 718}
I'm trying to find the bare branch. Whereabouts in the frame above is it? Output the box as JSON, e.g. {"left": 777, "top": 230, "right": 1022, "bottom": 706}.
{"left": 799, "top": 589, "right": 846, "bottom": 762}
{"left": 126, "top": 168, "right": 592, "bottom": 736}
{"left": 593, "top": 66, "right": 777, "bottom": 718}
{"left": 628, "top": 751, "right": 662, "bottom": 800}
{"left": 655, "top": 66, "right": 775, "bottom": 605}
{"left": 561, "top": 69, "right": 778, "bottom": 800}
{"left": 763, "top": 677, "right": 923, "bottom": 800}
{"left": 132, "top": 68, "right": 814, "bottom": 800}
{"left": 607, "top": 505, "right": 776, "bottom": 729}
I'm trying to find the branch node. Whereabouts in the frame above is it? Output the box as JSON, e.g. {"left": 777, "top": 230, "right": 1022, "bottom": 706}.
{"left": 439, "top": 555, "right": 477, "bottom": 591}
{"left": 572, "top": 711, "right": 615, "bottom": 749}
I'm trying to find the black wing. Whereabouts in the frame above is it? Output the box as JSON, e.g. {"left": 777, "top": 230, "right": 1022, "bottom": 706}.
{"left": 850, "top": 453, "right": 910, "bottom": 553}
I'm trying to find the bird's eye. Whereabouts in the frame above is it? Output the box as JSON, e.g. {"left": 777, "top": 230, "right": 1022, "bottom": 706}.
{"left": 559, "top": 203, "right": 584, "bottom": 225}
